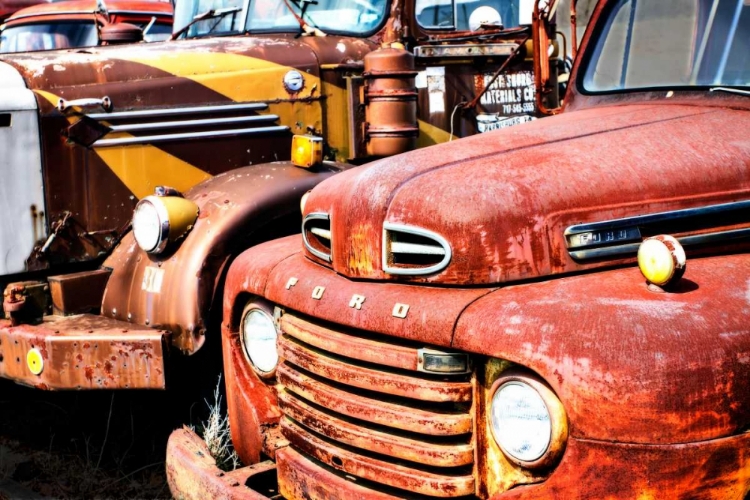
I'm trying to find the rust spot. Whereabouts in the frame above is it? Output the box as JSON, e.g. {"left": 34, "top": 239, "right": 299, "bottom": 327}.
{"left": 76, "top": 354, "right": 83, "bottom": 362}
{"left": 110, "top": 355, "right": 117, "bottom": 362}
{"left": 84, "top": 366, "right": 94, "bottom": 381}
{"left": 83, "top": 342, "right": 90, "bottom": 349}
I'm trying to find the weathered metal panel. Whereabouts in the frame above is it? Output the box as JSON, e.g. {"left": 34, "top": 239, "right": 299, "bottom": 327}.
{"left": 0, "top": 314, "right": 168, "bottom": 389}
{"left": 492, "top": 434, "right": 750, "bottom": 500}
{"left": 454, "top": 253, "right": 750, "bottom": 445}
{"left": 0, "top": 61, "right": 45, "bottom": 277}
{"left": 302, "top": 104, "right": 750, "bottom": 285}
{"left": 166, "top": 427, "right": 277, "bottom": 500}
{"left": 101, "top": 162, "right": 346, "bottom": 354}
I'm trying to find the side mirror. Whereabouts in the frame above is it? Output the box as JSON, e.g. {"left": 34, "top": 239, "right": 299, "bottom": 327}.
{"left": 100, "top": 23, "right": 143, "bottom": 45}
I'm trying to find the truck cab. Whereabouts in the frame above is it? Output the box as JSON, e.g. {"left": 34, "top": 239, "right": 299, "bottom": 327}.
{"left": 187, "top": 0, "right": 750, "bottom": 498}
{"left": 0, "top": 0, "right": 173, "bottom": 53}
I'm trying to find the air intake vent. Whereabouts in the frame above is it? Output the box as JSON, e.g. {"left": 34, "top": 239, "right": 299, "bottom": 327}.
{"left": 383, "top": 222, "right": 451, "bottom": 276}
{"left": 302, "top": 213, "right": 332, "bottom": 262}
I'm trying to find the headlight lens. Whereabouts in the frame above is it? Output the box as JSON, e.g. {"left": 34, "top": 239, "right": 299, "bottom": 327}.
{"left": 241, "top": 307, "right": 278, "bottom": 375}
{"left": 490, "top": 381, "right": 551, "bottom": 463}
{"left": 132, "top": 194, "right": 199, "bottom": 254}
{"left": 133, "top": 199, "right": 166, "bottom": 253}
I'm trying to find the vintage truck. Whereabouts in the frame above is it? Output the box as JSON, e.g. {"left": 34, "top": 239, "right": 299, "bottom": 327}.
{"left": 0, "top": 0, "right": 173, "bottom": 53}
{"left": 167, "top": 0, "right": 750, "bottom": 498}
{"left": 0, "top": 0, "right": 565, "bottom": 393}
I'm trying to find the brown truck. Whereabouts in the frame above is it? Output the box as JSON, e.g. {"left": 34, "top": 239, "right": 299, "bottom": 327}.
{"left": 0, "top": 0, "right": 173, "bottom": 53}
{"left": 0, "top": 0, "right": 564, "bottom": 392}
{"left": 169, "top": 0, "right": 750, "bottom": 498}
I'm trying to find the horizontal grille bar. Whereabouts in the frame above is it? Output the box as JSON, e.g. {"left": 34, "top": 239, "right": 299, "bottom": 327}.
{"left": 279, "top": 334, "right": 472, "bottom": 403}
{"left": 279, "top": 391, "right": 473, "bottom": 467}
{"left": 280, "top": 314, "right": 419, "bottom": 371}
{"left": 282, "top": 417, "right": 476, "bottom": 497}
{"left": 278, "top": 364, "right": 472, "bottom": 436}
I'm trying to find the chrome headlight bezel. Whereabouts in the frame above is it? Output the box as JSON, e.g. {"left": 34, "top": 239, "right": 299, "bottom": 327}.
{"left": 132, "top": 195, "right": 171, "bottom": 254}
{"left": 489, "top": 372, "right": 567, "bottom": 469}
{"left": 239, "top": 302, "right": 279, "bottom": 378}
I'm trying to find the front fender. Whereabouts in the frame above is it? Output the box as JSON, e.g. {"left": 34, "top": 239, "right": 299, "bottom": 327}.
{"left": 101, "top": 162, "right": 347, "bottom": 354}
{"left": 453, "top": 253, "right": 750, "bottom": 445}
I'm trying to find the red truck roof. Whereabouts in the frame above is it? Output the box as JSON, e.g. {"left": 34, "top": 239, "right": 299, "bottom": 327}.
{"left": 5, "top": 0, "right": 171, "bottom": 23}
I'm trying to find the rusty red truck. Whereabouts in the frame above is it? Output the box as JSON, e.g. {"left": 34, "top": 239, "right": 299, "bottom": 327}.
{"left": 0, "top": 0, "right": 173, "bottom": 53}
{"left": 167, "top": 0, "right": 750, "bottom": 498}
{"left": 0, "top": 0, "right": 564, "bottom": 392}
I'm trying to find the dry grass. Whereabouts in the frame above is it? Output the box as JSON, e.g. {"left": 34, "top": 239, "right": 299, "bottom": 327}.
{"left": 195, "top": 377, "right": 240, "bottom": 471}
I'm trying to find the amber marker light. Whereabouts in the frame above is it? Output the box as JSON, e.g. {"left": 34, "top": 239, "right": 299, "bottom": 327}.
{"left": 291, "top": 135, "right": 323, "bottom": 169}
{"left": 637, "top": 235, "right": 686, "bottom": 287}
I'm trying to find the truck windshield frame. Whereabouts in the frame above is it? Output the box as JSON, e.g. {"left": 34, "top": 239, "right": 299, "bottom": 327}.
{"left": 414, "top": 0, "right": 533, "bottom": 31}
{"left": 0, "top": 21, "right": 99, "bottom": 52}
{"left": 580, "top": 0, "right": 750, "bottom": 93}
{"left": 174, "top": 0, "right": 390, "bottom": 39}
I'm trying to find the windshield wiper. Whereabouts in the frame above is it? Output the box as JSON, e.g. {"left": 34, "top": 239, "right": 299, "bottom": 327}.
{"left": 170, "top": 6, "right": 242, "bottom": 40}
{"left": 281, "top": 0, "right": 326, "bottom": 36}
{"left": 710, "top": 87, "right": 750, "bottom": 97}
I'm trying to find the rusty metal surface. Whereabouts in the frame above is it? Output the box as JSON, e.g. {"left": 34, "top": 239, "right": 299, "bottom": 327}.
{"left": 277, "top": 447, "right": 400, "bottom": 500}
{"left": 363, "top": 47, "right": 418, "bottom": 157}
{"left": 281, "top": 417, "right": 475, "bottom": 497}
{"left": 454, "top": 252, "right": 750, "bottom": 445}
{"left": 0, "top": 314, "right": 168, "bottom": 389}
{"left": 303, "top": 103, "right": 750, "bottom": 285}
{"left": 48, "top": 269, "right": 110, "bottom": 315}
{"left": 166, "top": 427, "right": 277, "bottom": 500}
{"left": 4, "top": 0, "right": 171, "bottom": 22}
{"left": 221, "top": 320, "right": 283, "bottom": 465}
{"left": 102, "top": 162, "right": 345, "bottom": 354}
{"left": 495, "top": 433, "right": 750, "bottom": 500}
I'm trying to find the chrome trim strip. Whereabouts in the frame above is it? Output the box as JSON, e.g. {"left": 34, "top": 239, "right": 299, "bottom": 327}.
{"left": 309, "top": 227, "right": 331, "bottom": 241}
{"left": 88, "top": 103, "right": 268, "bottom": 120}
{"left": 302, "top": 213, "right": 331, "bottom": 263}
{"left": 383, "top": 222, "right": 452, "bottom": 276}
{"left": 108, "top": 114, "right": 279, "bottom": 132}
{"left": 415, "top": 43, "right": 518, "bottom": 58}
{"left": 391, "top": 241, "right": 446, "bottom": 256}
{"left": 565, "top": 200, "right": 750, "bottom": 241}
{"left": 569, "top": 228, "right": 750, "bottom": 260}
{"left": 93, "top": 125, "right": 289, "bottom": 147}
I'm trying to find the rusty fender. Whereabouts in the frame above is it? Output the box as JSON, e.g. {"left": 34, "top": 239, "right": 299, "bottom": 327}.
{"left": 453, "top": 252, "right": 750, "bottom": 446}
{"left": 101, "top": 162, "right": 347, "bottom": 355}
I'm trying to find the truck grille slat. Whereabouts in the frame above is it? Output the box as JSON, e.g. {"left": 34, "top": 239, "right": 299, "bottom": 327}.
{"left": 279, "top": 334, "right": 472, "bottom": 403}
{"left": 279, "top": 391, "right": 474, "bottom": 467}
{"left": 282, "top": 417, "right": 476, "bottom": 498}
{"left": 278, "top": 364, "right": 471, "bottom": 436}
{"left": 277, "top": 312, "right": 475, "bottom": 498}
{"left": 280, "top": 314, "right": 420, "bottom": 371}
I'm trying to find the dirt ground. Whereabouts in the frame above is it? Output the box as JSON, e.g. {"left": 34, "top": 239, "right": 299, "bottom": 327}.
{"left": 0, "top": 378, "right": 222, "bottom": 499}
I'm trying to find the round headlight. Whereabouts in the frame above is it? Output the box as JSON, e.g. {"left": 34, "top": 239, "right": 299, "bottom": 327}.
{"left": 132, "top": 197, "right": 169, "bottom": 253}
{"left": 490, "top": 381, "right": 551, "bottom": 463}
{"left": 240, "top": 307, "right": 278, "bottom": 375}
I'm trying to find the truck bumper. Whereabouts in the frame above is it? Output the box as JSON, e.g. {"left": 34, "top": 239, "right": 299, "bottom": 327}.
{"left": 168, "top": 428, "right": 750, "bottom": 500}
{"left": 166, "top": 427, "right": 278, "bottom": 500}
{"left": 0, "top": 314, "right": 169, "bottom": 389}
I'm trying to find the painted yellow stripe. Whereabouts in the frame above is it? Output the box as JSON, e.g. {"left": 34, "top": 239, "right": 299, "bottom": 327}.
{"left": 117, "top": 52, "right": 321, "bottom": 102}
{"left": 417, "top": 119, "right": 453, "bottom": 148}
{"left": 34, "top": 89, "right": 212, "bottom": 199}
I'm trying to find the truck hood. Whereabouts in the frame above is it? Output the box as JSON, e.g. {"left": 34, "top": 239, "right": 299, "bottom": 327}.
{"left": 304, "top": 103, "right": 750, "bottom": 285}
{"left": 0, "top": 34, "right": 372, "bottom": 105}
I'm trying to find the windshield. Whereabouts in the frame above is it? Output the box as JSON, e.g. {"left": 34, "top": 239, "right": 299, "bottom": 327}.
{"left": 0, "top": 22, "right": 98, "bottom": 52}
{"left": 174, "top": 0, "right": 389, "bottom": 38}
{"left": 583, "top": 0, "right": 750, "bottom": 92}
{"left": 415, "top": 0, "right": 533, "bottom": 30}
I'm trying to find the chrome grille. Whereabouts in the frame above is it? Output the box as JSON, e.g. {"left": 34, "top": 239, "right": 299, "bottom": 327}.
{"left": 277, "top": 313, "right": 475, "bottom": 498}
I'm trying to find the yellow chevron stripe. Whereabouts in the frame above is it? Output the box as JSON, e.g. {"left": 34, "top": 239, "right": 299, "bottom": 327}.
{"left": 34, "top": 90, "right": 212, "bottom": 199}
{"left": 116, "top": 52, "right": 321, "bottom": 102}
